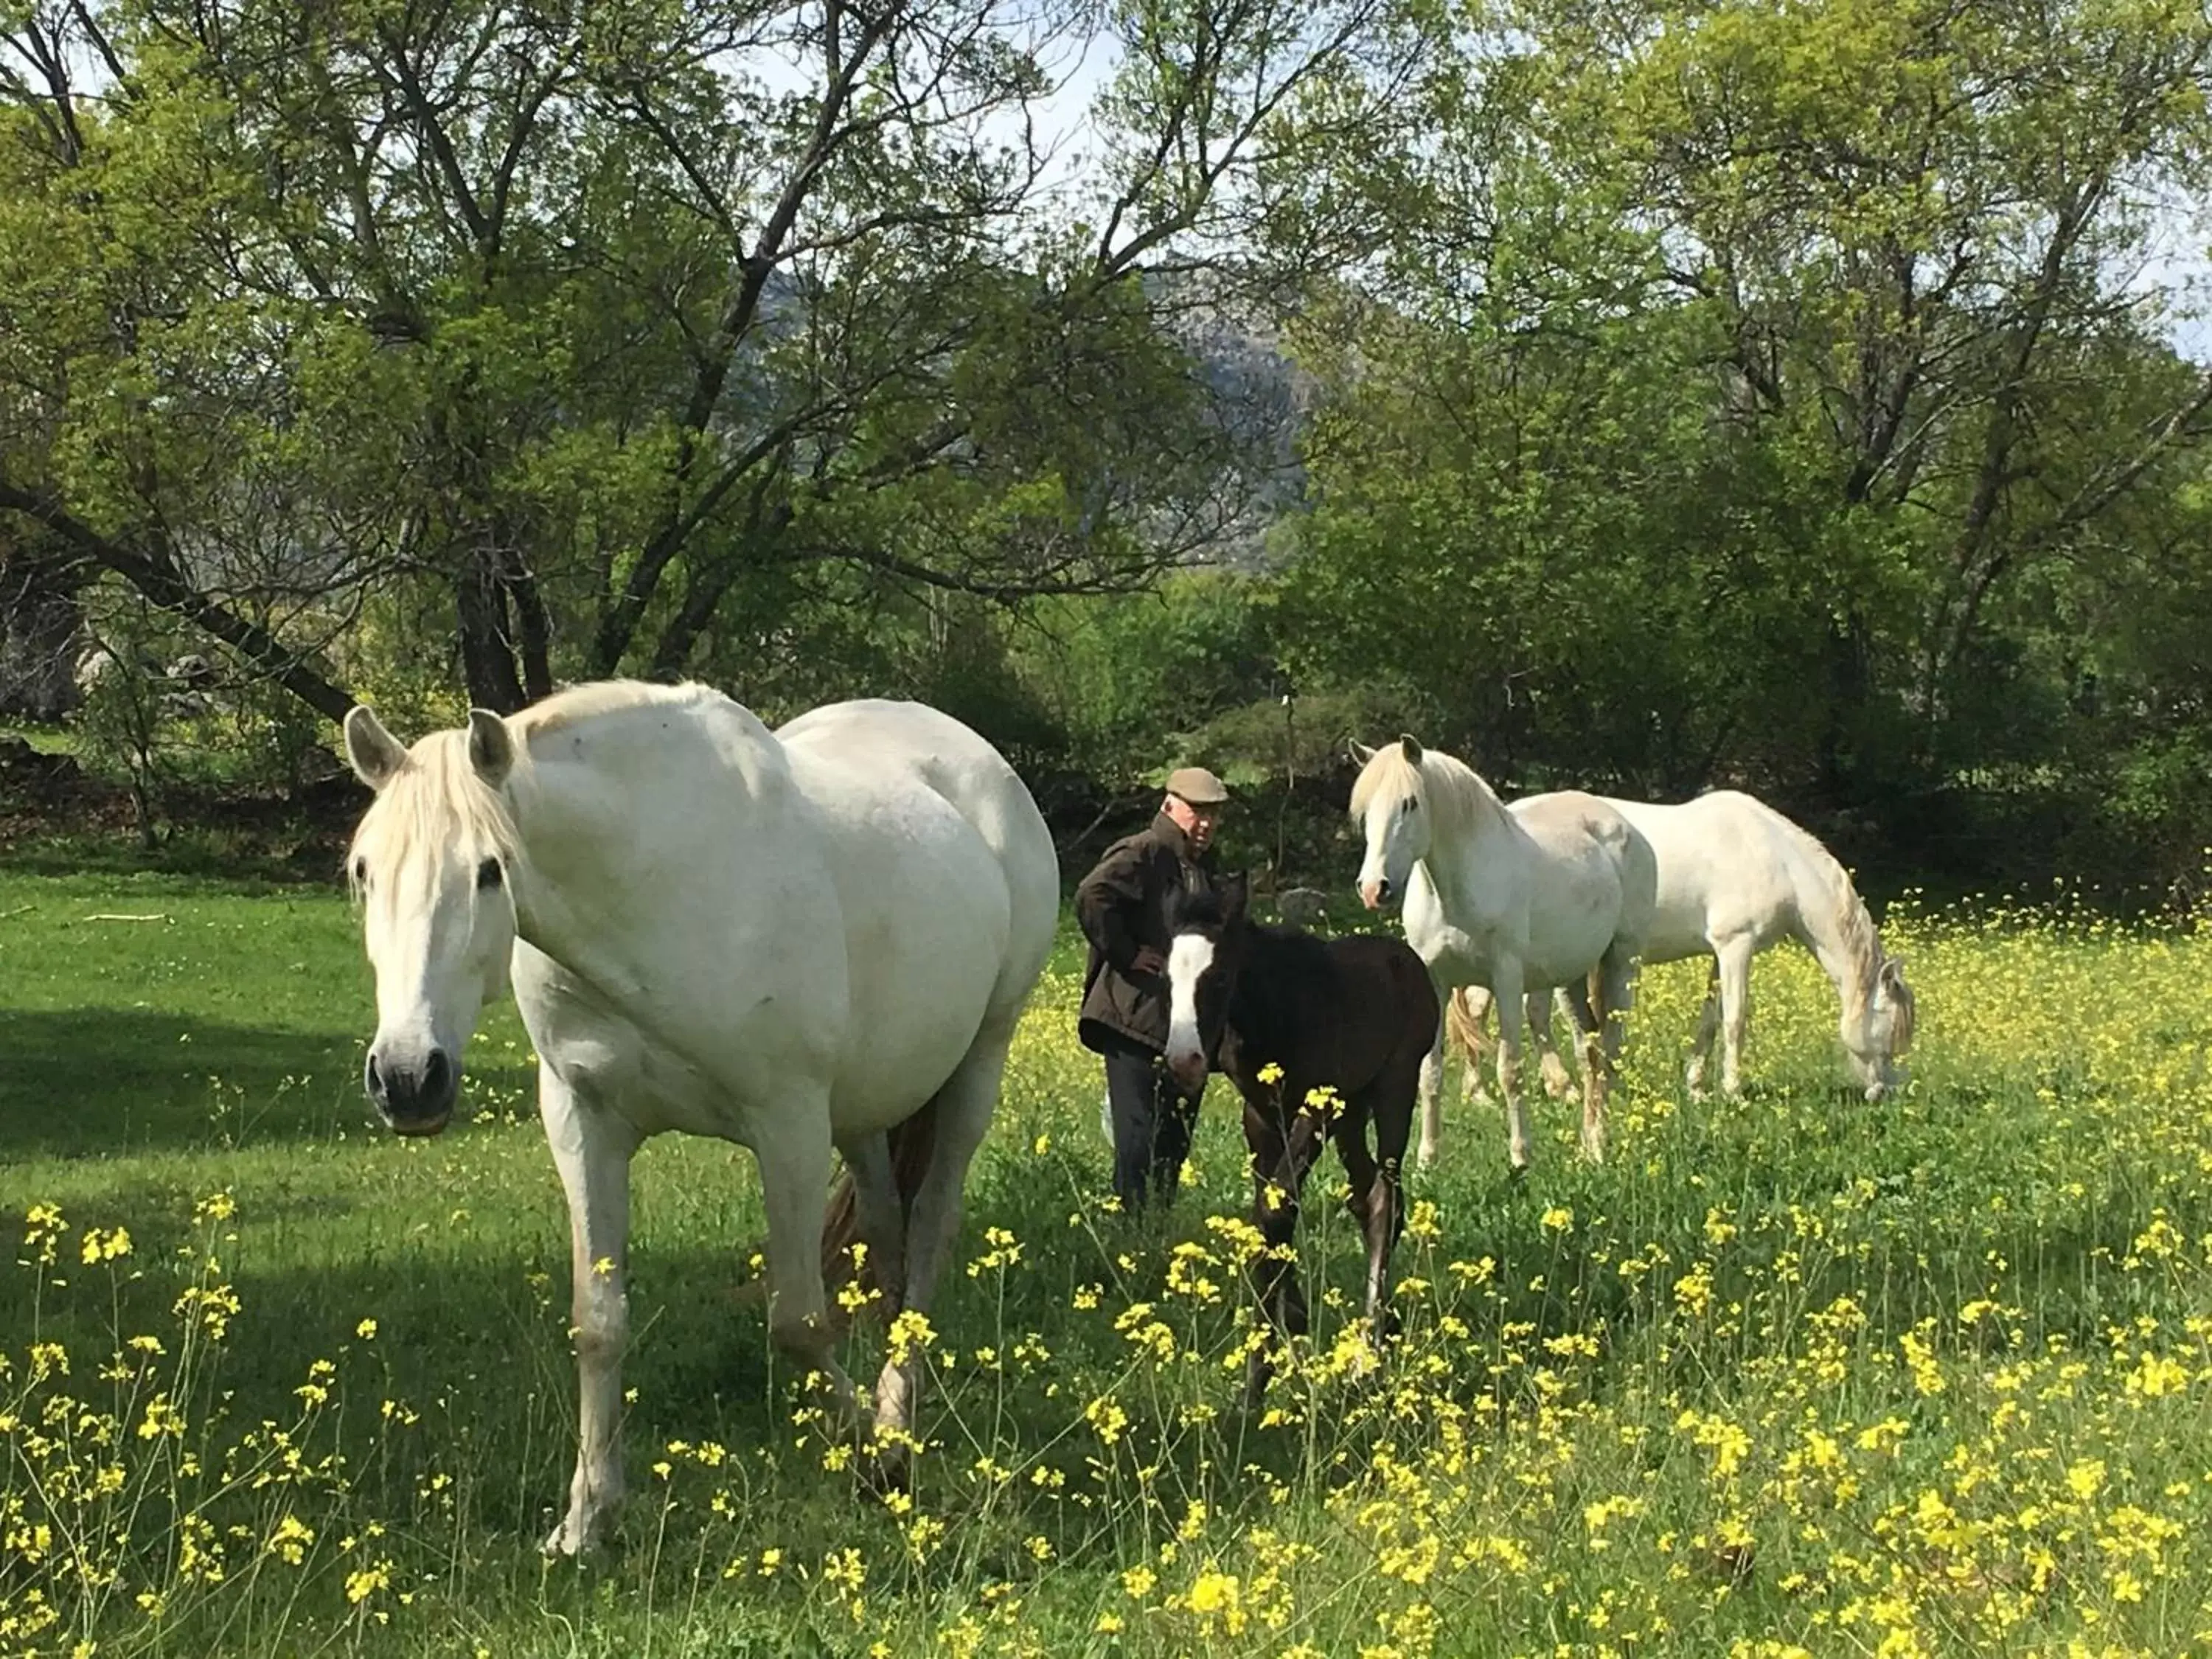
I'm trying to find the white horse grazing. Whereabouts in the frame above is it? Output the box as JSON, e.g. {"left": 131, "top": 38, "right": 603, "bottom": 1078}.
{"left": 342, "top": 681, "right": 1057, "bottom": 1557}
{"left": 1351, "top": 737, "right": 1656, "bottom": 1171}
{"left": 1450, "top": 790, "right": 1916, "bottom": 1102}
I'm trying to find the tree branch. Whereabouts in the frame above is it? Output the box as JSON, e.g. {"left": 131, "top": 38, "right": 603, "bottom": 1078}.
{"left": 0, "top": 482, "right": 355, "bottom": 723}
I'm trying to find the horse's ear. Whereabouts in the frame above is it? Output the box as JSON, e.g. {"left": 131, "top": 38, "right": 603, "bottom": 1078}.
{"left": 1347, "top": 739, "right": 1377, "bottom": 766}
{"left": 343, "top": 705, "right": 408, "bottom": 791}
{"left": 1399, "top": 734, "right": 1423, "bottom": 764}
{"left": 467, "top": 709, "right": 515, "bottom": 787}
{"left": 1220, "top": 871, "right": 1249, "bottom": 922}
{"left": 1880, "top": 955, "right": 1907, "bottom": 989}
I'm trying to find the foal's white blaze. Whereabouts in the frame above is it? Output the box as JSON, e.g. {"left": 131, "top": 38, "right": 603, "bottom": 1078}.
{"left": 1164, "top": 932, "right": 1216, "bottom": 1091}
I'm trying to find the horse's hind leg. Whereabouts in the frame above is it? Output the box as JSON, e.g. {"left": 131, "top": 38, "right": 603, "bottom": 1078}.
{"left": 754, "top": 1089, "right": 866, "bottom": 1434}
{"left": 877, "top": 1026, "right": 1009, "bottom": 1463}
{"left": 1561, "top": 976, "right": 1607, "bottom": 1164}
{"left": 540, "top": 1064, "right": 642, "bottom": 1557}
{"left": 1686, "top": 958, "right": 1722, "bottom": 1098}
{"left": 1492, "top": 961, "right": 1533, "bottom": 1172}
{"left": 1244, "top": 1093, "right": 1324, "bottom": 1408}
{"left": 1579, "top": 948, "right": 1641, "bottom": 1164}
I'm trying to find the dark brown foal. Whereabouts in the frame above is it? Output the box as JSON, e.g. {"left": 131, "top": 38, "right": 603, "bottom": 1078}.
{"left": 1162, "top": 874, "right": 1439, "bottom": 1405}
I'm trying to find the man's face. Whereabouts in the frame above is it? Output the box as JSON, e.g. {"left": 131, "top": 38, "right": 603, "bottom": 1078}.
{"left": 1165, "top": 793, "right": 1223, "bottom": 852}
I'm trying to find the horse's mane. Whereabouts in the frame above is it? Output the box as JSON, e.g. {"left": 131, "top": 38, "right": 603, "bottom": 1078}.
{"left": 1349, "top": 743, "right": 1500, "bottom": 840}
{"left": 349, "top": 681, "right": 722, "bottom": 880}
{"left": 1749, "top": 796, "right": 1887, "bottom": 1003}
{"left": 511, "top": 678, "right": 719, "bottom": 739}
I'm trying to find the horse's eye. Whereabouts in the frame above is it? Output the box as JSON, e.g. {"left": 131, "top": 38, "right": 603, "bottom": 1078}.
{"left": 476, "top": 858, "right": 503, "bottom": 891}
{"left": 351, "top": 857, "right": 367, "bottom": 886}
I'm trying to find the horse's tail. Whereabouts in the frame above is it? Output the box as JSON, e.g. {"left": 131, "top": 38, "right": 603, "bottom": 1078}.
{"left": 818, "top": 1096, "right": 939, "bottom": 1314}
{"left": 1444, "top": 984, "right": 1487, "bottom": 1071}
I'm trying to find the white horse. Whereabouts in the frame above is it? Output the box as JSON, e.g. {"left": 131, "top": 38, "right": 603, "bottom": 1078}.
{"left": 1351, "top": 737, "right": 1656, "bottom": 1171}
{"left": 342, "top": 681, "right": 1057, "bottom": 1557}
{"left": 1449, "top": 790, "right": 1916, "bottom": 1102}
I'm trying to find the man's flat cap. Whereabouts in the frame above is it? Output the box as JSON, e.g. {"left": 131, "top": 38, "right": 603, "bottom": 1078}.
{"left": 1164, "top": 766, "right": 1229, "bottom": 806}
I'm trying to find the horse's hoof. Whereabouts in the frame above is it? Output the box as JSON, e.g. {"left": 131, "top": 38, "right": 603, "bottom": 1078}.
{"left": 1242, "top": 1356, "right": 1273, "bottom": 1413}
{"left": 543, "top": 1511, "right": 607, "bottom": 1559}
{"left": 1506, "top": 1160, "right": 1529, "bottom": 1182}
{"left": 860, "top": 1438, "right": 914, "bottom": 1498}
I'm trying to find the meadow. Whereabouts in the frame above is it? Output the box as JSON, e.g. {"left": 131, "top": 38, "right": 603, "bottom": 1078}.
{"left": 5, "top": 865, "right": 2212, "bottom": 1658}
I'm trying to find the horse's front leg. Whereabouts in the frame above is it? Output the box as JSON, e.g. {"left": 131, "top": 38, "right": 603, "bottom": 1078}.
{"left": 1242, "top": 1095, "right": 1319, "bottom": 1408}
{"left": 834, "top": 1129, "right": 908, "bottom": 1318}
{"left": 1492, "top": 961, "right": 1531, "bottom": 1172}
{"left": 1714, "top": 936, "right": 1754, "bottom": 1099}
{"left": 540, "top": 1064, "right": 641, "bottom": 1557}
{"left": 1586, "top": 950, "right": 1641, "bottom": 1161}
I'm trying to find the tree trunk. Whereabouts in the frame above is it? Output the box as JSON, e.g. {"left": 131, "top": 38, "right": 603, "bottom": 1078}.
{"left": 0, "top": 534, "right": 87, "bottom": 720}
{"left": 456, "top": 550, "right": 527, "bottom": 712}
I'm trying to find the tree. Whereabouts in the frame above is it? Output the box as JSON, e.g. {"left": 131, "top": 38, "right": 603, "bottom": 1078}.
{"left": 0, "top": 0, "right": 1427, "bottom": 714}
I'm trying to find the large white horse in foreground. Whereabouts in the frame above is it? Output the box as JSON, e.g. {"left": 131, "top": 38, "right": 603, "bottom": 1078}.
{"left": 1450, "top": 790, "right": 1916, "bottom": 1103}
{"left": 343, "top": 681, "right": 1057, "bottom": 1556}
{"left": 1351, "top": 737, "right": 1656, "bottom": 1171}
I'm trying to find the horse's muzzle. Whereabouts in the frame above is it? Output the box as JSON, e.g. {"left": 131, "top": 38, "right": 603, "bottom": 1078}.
{"left": 1359, "top": 877, "right": 1394, "bottom": 911}
{"left": 366, "top": 1047, "right": 458, "bottom": 1136}
{"left": 1164, "top": 1048, "right": 1209, "bottom": 1096}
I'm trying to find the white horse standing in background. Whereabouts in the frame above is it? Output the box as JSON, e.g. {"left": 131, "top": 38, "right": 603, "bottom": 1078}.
{"left": 343, "top": 681, "right": 1057, "bottom": 1557}
{"left": 1351, "top": 737, "right": 1656, "bottom": 1171}
{"left": 1449, "top": 790, "right": 1916, "bottom": 1102}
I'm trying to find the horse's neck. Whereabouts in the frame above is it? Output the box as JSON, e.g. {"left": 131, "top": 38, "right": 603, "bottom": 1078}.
{"left": 1783, "top": 851, "right": 1881, "bottom": 1020}
{"left": 504, "top": 704, "right": 790, "bottom": 964}
{"left": 1419, "top": 761, "right": 1519, "bottom": 907}
{"left": 1227, "top": 931, "right": 1315, "bottom": 1062}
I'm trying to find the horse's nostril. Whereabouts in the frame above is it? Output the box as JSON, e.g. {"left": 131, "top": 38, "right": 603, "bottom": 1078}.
{"left": 422, "top": 1049, "right": 450, "bottom": 1095}
{"left": 366, "top": 1052, "right": 384, "bottom": 1099}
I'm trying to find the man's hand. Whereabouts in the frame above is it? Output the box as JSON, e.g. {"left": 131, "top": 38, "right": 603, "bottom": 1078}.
{"left": 1130, "top": 946, "right": 1166, "bottom": 977}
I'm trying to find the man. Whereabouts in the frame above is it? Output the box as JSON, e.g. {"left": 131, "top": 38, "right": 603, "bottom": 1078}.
{"left": 1075, "top": 765, "right": 1229, "bottom": 1214}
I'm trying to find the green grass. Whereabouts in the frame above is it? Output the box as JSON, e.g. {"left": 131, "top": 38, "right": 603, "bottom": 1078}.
{"left": 5, "top": 871, "right": 2212, "bottom": 1656}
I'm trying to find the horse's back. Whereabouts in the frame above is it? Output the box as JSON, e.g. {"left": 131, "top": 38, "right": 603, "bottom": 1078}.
{"left": 1322, "top": 933, "right": 1439, "bottom": 1075}
{"left": 1604, "top": 790, "right": 1805, "bottom": 955}
{"left": 776, "top": 699, "right": 1057, "bottom": 1018}
{"left": 1506, "top": 790, "right": 1657, "bottom": 947}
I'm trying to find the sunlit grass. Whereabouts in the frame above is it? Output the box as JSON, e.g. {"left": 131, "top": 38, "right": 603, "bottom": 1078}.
{"left": 5, "top": 872, "right": 2212, "bottom": 1655}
